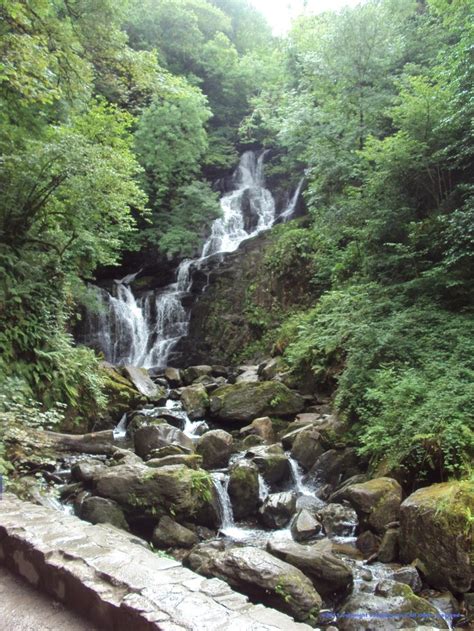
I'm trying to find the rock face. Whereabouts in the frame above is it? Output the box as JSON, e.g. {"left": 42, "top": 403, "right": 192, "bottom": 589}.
{"left": 210, "top": 381, "right": 304, "bottom": 423}
{"left": 187, "top": 543, "right": 322, "bottom": 623}
{"left": 228, "top": 461, "right": 260, "bottom": 520}
{"left": 196, "top": 430, "right": 234, "bottom": 469}
{"left": 133, "top": 424, "right": 194, "bottom": 461}
{"left": 335, "top": 477, "right": 402, "bottom": 533}
{"left": 93, "top": 463, "right": 217, "bottom": 526}
{"left": 267, "top": 539, "right": 353, "bottom": 601}
{"left": 181, "top": 383, "right": 209, "bottom": 419}
{"left": 152, "top": 516, "right": 198, "bottom": 549}
{"left": 399, "top": 481, "right": 474, "bottom": 593}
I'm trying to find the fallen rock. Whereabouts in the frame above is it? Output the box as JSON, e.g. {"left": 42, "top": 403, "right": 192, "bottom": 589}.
{"left": 196, "top": 430, "right": 234, "bottom": 469}
{"left": 181, "top": 383, "right": 209, "bottom": 420}
{"left": 123, "top": 365, "right": 166, "bottom": 401}
{"left": 268, "top": 539, "right": 353, "bottom": 600}
{"left": 291, "top": 509, "right": 323, "bottom": 543}
{"left": 79, "top": 496, "right": 129, "bottom": 531}
{"left": 291, "top": 427, "right": 325, "bottom": 470}
{"left": 259, "top": 492, "right": 297, "bottom": 529}
{"left": 133, "top": 424, "right": 194, "bottom": 460}
{"left": 399, "top": 481, "right": 474, "bottom": 593}
{"left": 210, "top": 381, "right": 304, "bottom": 423}
{"left": 152, "top": 516, "right": 198, "bottom": 549}
{"left": 187, "top": 543, "right": 322, "bottom": 623}
{"left": 228, "top": 461, "right": 260, "bottom": 520}
{"left": 334, "top": 477, "right": 402, "bottom": 533}
{"left": 318, "top": 503, "right": 358, "bottom": 538}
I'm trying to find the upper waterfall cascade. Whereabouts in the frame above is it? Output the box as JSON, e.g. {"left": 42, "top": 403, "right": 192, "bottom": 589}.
{"left": 81, "top": 151, "right": 302, "bottom": 368}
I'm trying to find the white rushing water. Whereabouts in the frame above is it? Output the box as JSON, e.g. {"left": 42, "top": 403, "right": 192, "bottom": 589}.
{"left": 81, "top": 151, "right": 303, "bottom": 368}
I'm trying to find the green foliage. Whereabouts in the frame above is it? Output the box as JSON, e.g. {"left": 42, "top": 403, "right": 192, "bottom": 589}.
{"left": 190, "top": 469, "right": 213, "bottom": 503}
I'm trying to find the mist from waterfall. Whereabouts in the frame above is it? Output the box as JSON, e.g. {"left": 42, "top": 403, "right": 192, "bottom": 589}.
{"left": 80, "top": 151, "right": 302, "bottom": 368}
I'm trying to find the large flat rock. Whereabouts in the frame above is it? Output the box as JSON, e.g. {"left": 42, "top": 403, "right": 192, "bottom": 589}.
{"left": 0, "top": 493, "right": 312, "bottom": 631}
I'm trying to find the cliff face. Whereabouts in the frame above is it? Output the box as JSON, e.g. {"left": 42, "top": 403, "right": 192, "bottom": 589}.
{"left": 174, "top": 228, "right": 313, "bottom": 366}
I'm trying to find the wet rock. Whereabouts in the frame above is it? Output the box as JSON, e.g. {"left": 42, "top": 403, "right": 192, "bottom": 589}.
{"left": 182, "top": 365, "right": 213, "bottom": 385}
{"left": 290, "top": 427, "right": 325, "bottom": 470}
{"left": 338, "top": 580, "right": 448, "bottom": 630}
{"left": 79, "top": 496, "right": 129, "bottom": 531}
{"left": 146, "top": 454, "right": 203, "bottom": 469}
{"left": 318, "top": 503, "right": 358, "bottom": 538}
{"left": 71, "top": 459, "right": 107, "bottom": 484}
{"left": 259, "top": 491, "right": 297, "bottom": 528}
{"left": 133, "top": 424, "right": 194, "bottom": 460}
{"left": 334, "top": 477, "right": 402, "bottom": 534}
{"left": 240, "top": 417, "right": 275, "bottom": 443}
{"left": 196, "top": 429, "right": 234, "bottom": 469}
{"left": 126, "top": 412, "right": 166, "bottom": 438}
{"left": 305, "top": 448, "right": 361, "bottom": 498}
{"left": 399, "top": 481, "right": 474, "bottom": 593}
{"left": 164, "top": 367, "right": 182, "bottom": 387}
{"left": 268, "top": 539, "right": 354, "bottom": 600}
{"left": 391, "top": 567, "right": 422, "bottom": 594}
{"left": 187, "top": 543, "right": 322, "bottom": 623}
{"left": 291, "top": 509, "right": 323, "bottom": 542}
{"left": 247, "top": 444, "right": 291, "bottom": 486}
{"left": 123, "top": 365, "right": 166, "bottom": 401}
{"left": 356, "top": 531, "right": 381, "bottom": 558}
{"left": 152, "top": 515, "right": 198, "bottom": 549}
{"left": 180, "top": 384, "right": 209, "bottom": 420}
{"left": 378, "top": 527, "right": 400, "bottom": 563}
{"left": 210, "top": 381, "right": 304, "bottom": 423}
{"left": 228, "top": 461, "right": 260, "bottom": 519}
{"left": 93, "top": 463, "right": 217, "bottom": 526}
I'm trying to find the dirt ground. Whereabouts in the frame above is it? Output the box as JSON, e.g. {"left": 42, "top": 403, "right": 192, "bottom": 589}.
{"left": 0, "top": 565, "right": 99, "bottom": 630}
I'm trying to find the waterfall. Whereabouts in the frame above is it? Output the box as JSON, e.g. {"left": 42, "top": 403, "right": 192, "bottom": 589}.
{"left": 279, "top": 177, "right": 305, "bottom": 223}
{"left": 81, "top": 150, "right": 303, "bottom": 368}
{"left": 212, "top": 473, "right": 235, "bottom": 531}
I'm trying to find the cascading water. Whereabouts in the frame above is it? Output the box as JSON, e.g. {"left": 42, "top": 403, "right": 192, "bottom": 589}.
{"left": 81, "top": 151, "right": 302, "bottom": 368}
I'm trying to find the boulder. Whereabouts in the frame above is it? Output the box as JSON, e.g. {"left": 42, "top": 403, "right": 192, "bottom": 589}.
{"left": 337, "top": 581, "right": 448, "bottom": 630}
{"left": 399, "top": 481, "right": 474, "bottom": 593}
{"left": 182, "top": 365, "right": 213, "bottom": 385}
{"left": 290, "top": 509, "right": 323, "bottom": 543}
{"left": 228, "top": 461, "right": 260, "bottom": 520}
{"left": 93, "top": 463, "right": 217, "bottom": 526}
{"left": 259, "top": 357, "right": 286, "bottom": 381}
{"left": 146, "top": 454, "right": 203, "bottom": 469}
{"left": 239, "top": 417, "right": 275, "bottom": 443}
{"left": 133, "top": 424, "right": 194, "bottom": 460}
{"left": 210, "top": 381, "right": 304, "bottom": 423}
{"left": 164, "top": 367, "right": 182, "bottom": 387}
{"left": 268, "top": 539, "right": 353, "bottom": 600}
{"left": 318, "top": 503, "right": 358, "bottom": 538}
{"left": 152, "top": 516, "right": 198, "bottom": 549}
{"left": 79, "top": 496, "right": 128, "bottom": 531}
{"left": 247, "top": 444, "right": 291, "bottom": 486}
{"left": 187, "top": 543, "right": 322, "bottom": 623}
{"left": 290, "top": 427, "right": 325, "bottom": 470}
{"left": 390, "top": 567, "right": 422, "bottom": 594}
{"left": 334, "top": 477, "right": 402, "bottom": 533}
{"left": 196, "top": 430, "right": 233, "bottom": 469}
{"left": 377, "top": 527, "right": 400, "bottom": 563}
{"left": 356, "top": 531, "right": 381, "bottom": 558}
{"left": 305, "top": 448, "right": 361, "bottom": 498}
{"left": 259, "top": 491, "right": 297, "bottom": 529}
{"left": 181, "top": 384, "right": 209, "bottom": 420}
{"left": 123, "top": 365, "right": 166, "bottom": 401}
{"left": 71, "top": 459, "right": 107, "bottom": 484}
{"left": 101, "top": 365, "right": 146, "bottom": 422}
{"left": 235, "top": 366, "right": 260, "bottom": 383}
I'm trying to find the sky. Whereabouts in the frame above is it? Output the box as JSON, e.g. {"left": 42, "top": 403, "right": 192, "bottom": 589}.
{"left": 251, "top": 0, "right": 362, "bottom": 35}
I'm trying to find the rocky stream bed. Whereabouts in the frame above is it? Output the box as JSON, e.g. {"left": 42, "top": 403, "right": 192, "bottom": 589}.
{"left": 5, "top": 361, "right": 473, "bottom": 629}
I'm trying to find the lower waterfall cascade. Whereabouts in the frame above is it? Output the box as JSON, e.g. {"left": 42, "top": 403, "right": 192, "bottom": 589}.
{"left": 80, "top": 150, "right": 303, "bottom": 368}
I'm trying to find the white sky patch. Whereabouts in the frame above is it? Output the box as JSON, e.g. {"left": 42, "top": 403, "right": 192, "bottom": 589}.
{"left": 251, "top": 0, "right": 363, "bottom": 35}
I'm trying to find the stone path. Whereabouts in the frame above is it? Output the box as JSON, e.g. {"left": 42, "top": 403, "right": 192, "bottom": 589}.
{"left": 0, "top": 565, "right": 98, "bottom": 630}
{"left": 0, "top": 493, "right": 312, "bottom": 630}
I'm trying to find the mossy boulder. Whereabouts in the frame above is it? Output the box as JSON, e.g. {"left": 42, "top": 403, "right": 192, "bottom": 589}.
{"left": 181, "top": 383, "right": 209, "bottom": 420}
{"left": 101, "top": 365, "right": 146, "bottom": 422}
{"left": 209, "top": 381, "right": 304, "bottom": 424}
{"left": 334, "top": 477, "right": 402, "bottom": 533}
{"left": 399, "top": 481, "right": 474, "bottom": 593}
{"left": 228, "top": 461, "right": 260, "bottom": 519}
{"left": 93, "top": 463, "right": 217, "bottom": 527}
{"left": 247, "top": 444, "right": 291, "bottom": 486}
